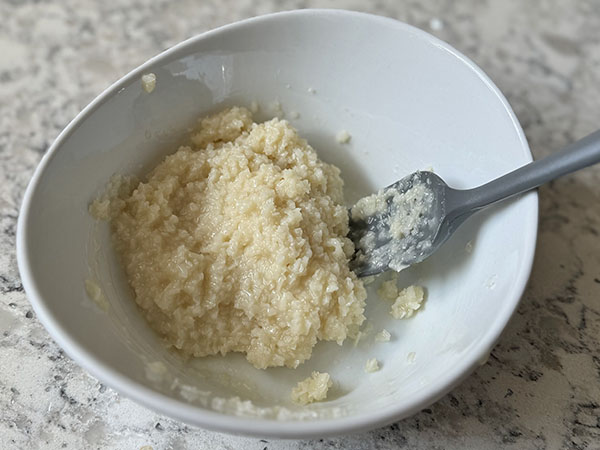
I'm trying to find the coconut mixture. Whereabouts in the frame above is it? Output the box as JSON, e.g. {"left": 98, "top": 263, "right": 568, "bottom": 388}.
{"left": 90, "top": 107, "right": 367, "bottom": 370}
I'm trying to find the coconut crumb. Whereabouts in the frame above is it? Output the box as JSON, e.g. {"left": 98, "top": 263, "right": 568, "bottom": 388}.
{"left": 307, "top": 87, "right": 316, "bottom": 94}
{"left": 141, "top": 73, "right": 156, "bottom": 93}
{"left": 84, "top": 279, "right": 109, "bottom": 312}
{"left": 375, "top": 329, "right": 391, "bottom": 342}
{"left": 336, "top": 130, "right": 351, "bottom": 144}
{"left": 391, "top": 285, "right": 425, "bottom": 319}
{"left": 407, "top": 351, "right": 416, "bottom": 363}
{"left": 291, "top": 372, "right": 332, "bottom": 405}
{"left": 364, "top": 358, "right": 380, "bottom": 373}
{"left": 465, "top": 240, "right": 474, "bottom": 253}
{"left": 377, "top": 277, "right": 425, "bottom": 319}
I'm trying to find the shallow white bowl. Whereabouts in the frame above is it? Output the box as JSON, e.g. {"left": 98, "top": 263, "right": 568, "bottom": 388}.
{"left": 17, "top": 9, "right": 537, "bottom": 438}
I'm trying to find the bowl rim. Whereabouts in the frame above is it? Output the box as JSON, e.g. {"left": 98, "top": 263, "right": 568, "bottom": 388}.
{"left": 17, "top": 8, "right": 538, "bottom": 438}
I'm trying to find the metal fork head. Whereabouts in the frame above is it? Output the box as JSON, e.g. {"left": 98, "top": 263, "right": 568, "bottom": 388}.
{"left": 348, "top": 171, "right": 449, "bottom": 277}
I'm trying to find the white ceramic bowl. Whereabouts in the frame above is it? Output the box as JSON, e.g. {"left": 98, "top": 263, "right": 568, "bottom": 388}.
{"left": 17, "top": 10, "right": 537, "bottom": 438}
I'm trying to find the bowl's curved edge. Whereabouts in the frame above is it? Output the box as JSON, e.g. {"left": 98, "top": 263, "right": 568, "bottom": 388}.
{"left": 16, "top": 8, "right": 539, "bottom": 439}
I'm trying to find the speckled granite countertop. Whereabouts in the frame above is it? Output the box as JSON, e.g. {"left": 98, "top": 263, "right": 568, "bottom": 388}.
{"left": 2, "top": 1, "right": 600, "bottom": 449}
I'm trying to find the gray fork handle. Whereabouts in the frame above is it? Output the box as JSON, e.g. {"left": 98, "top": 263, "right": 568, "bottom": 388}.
{"left": 448, "top": 129, "right": 600, "bottom": 216}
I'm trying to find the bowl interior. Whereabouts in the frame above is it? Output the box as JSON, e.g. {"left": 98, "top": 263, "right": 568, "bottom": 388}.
{"left": 19, "top": 10, "right": 537, "bottom": 436}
